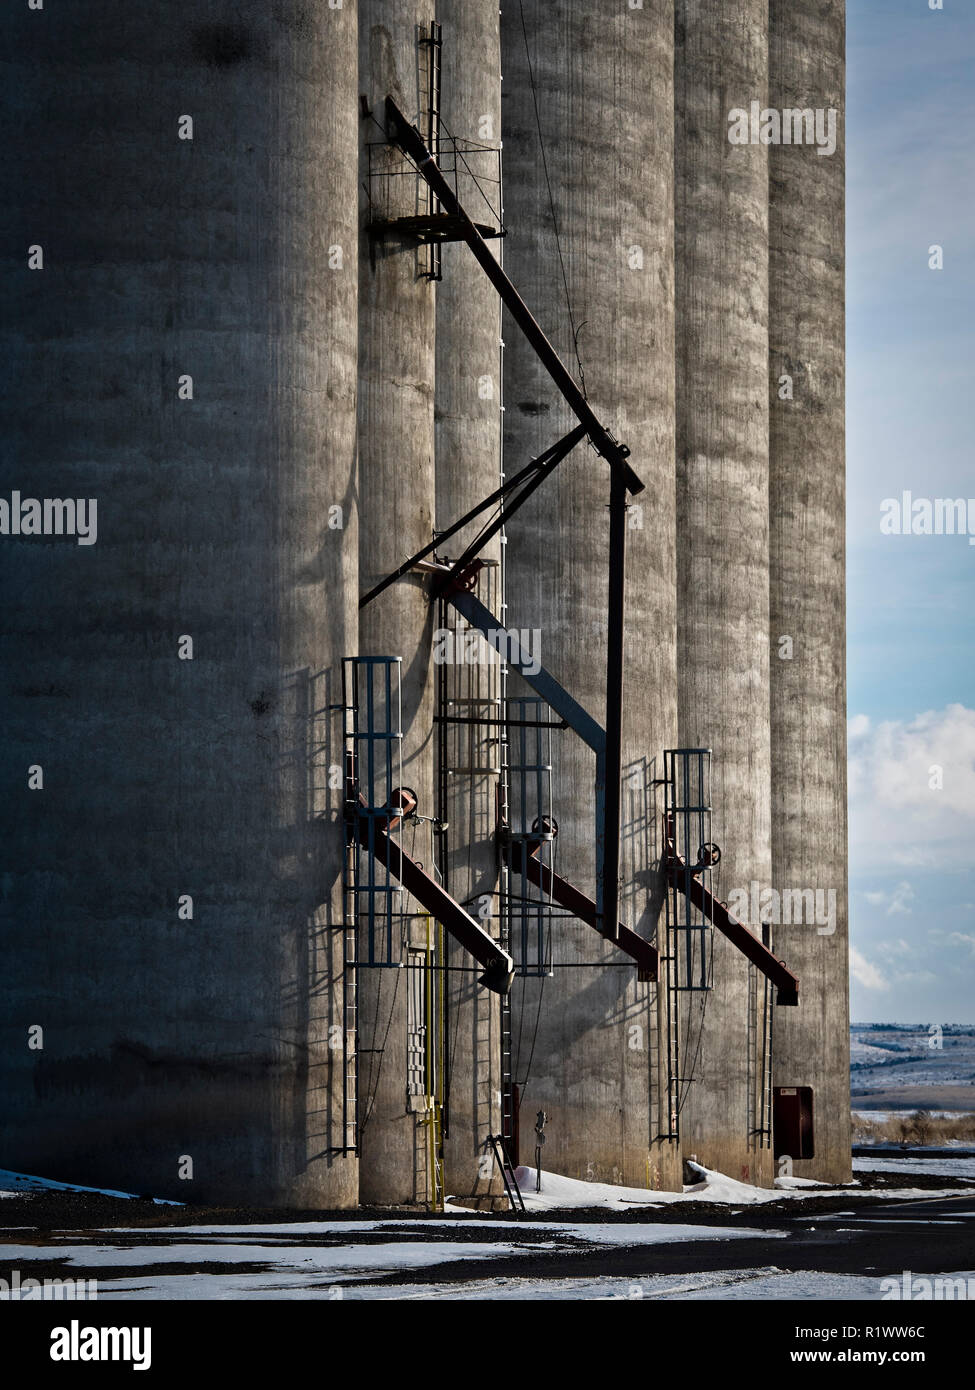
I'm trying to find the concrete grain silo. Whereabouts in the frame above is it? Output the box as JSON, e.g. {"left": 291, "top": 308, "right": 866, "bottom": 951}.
{"left": 674, "top": 0, "right": 774, "bottom": 1186}
{"left": 500, "top": 0, "right": 682, "bottom": 1190}
{"left": 1, "top": 0, "right": 850, "bottom": 1212}
{"left": 0, "top": 2, "right": 359, "bottom": 1206}
{"left": 768, "top": 0, "right": 851, "bottom": 1184}
{"left": 356, "top": 0, "right": 439, "bottom": 1206}
{"left": 433, "top": 0, "right": 507, "bottom": 1205}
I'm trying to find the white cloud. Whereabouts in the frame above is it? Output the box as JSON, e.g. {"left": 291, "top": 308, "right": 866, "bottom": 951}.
{"left": 849, "top": 947, "right": 889, "bottom": 992}
{"left": 890, "top": 970, "right": 938, "bottom": 987}
{"left": 863, "top": 881, "right": 915, "bottom": 916}
{"left": 876, "top": 937, "right": 915, "bottom": 959}
{"left": 848, "top": 704, "right": 975, "bottom": 868}
{"left": 946, "top": 932, "right": 975, "bottom": 958}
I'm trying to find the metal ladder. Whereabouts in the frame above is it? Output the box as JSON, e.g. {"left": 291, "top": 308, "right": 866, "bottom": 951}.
{"left": 488, "top": 1133, "right": 525, "bottom": 1213}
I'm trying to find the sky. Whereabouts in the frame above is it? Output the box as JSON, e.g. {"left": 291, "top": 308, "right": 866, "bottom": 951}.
{"left": 847, "top": 0, "right": 975, "bottom": 1022}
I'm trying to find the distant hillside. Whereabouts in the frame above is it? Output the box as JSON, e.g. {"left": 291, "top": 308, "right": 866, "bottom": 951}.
{"left": 849, "top": 1023, "right": 975, "bottom": 1111}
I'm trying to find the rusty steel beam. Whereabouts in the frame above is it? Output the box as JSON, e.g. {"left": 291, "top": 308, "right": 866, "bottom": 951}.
{"left": 350, "top": 790, "right": 514, "bottom": 995}
{"left": 508, "top": 838, "right": 658, "bottom": 983}
{"left": 666, "top": 849, "right": 799, "bottom": 1006}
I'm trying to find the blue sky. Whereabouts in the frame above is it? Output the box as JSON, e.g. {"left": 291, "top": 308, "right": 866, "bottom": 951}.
{"left": 847, "top": 0, "right": 975, "bottom": 1021}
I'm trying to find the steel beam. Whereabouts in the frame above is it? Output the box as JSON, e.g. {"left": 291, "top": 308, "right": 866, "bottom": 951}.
{"left": 349, "top": 793, "right": 514, "bottom": 995}
{"left": 443, "top": 588, "right": 606, "bottom": 755}
{"left": 384, "top": 97, "right": 644, "bottom": 498}
{"left": 602, "top": 466, "right": 627, "bottom": 940}
{"left": 666, "top": 850, "right": 799, "bottom": 1006}
{"left": 508, "top": 838, "right": 658, "bottom": 982}
{"left": 359, "top": 427, "right": 585, "bottom": 611}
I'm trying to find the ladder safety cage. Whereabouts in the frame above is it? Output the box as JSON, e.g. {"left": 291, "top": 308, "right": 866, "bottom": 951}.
{"left": 663, "top": 749, "right": 800, "bottom": 1007}
{"left": 344, "top": 656, "right": 512, "bottom": 992}
{"left": 348, "top": 782, "right": 515, "bottom": 995}
{"left": 501, "top": 696, "right": 558, "bottom": 977}
{"left": 663, "top": 749, "right": 714, "bottom": 993}
{"left": 364, "top": 38, "right": 504, "bottom": 276}
{"left": 343, "top": 656, "right": 407, "bottom": 968}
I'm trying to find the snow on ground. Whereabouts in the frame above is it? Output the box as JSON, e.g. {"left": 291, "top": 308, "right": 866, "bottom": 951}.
{"left": 0, "top": 1169, "right": 180, "bottom": 1203}
{"left": 81, "top": 1268, "right": 867, "bottom": 1301}
{"left": 514, "top": 1163, "right": 881, "bottom": 1208}
{"left": 513, "top": 1163, "right": 808, "bottom": 1208}
{"left": 0, "top": 1237, "right": 556, "bottom": 1276}
{"left": 96, "top": 1218, "right": 779, "bottom": 1245}
{"left": 5, "top": 1161, "right": 975, "bottom": 1300}
{"left": 0, "top": 1219, "right": 784, "bottom": 1300}
{"left": 853, "top": 1110, "right": 971, "bottom": 1122}
{"left": 853, "top": 1155, "right": 975, "bottom": 1180}
{"left": 509, "top": 1163, "right": 975, "bottom": 1210}
{"left": 102, "top": 1266, "right": 970, "bottom": 1302}
{"left": 331, "top": 1268, "right": 975, "bottom": 1301}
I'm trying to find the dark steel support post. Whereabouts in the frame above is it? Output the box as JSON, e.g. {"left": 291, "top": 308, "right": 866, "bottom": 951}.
{"left": 383, "top": 96, "right": 642, "bottom": 963}
{"left": 601, "top": 466, "right": 627, "bottom": 940}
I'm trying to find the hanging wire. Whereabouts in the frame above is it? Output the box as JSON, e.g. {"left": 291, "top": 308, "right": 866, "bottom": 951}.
{"left": 517, "top": 973, "right": 546, "bottom": 1093}
{"left": 516, "top": 0, "right": 588, "bottom": 399}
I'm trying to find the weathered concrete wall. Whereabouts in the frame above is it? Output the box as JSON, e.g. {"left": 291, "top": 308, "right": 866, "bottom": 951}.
{"left": 356, "top": 0, "right": 438, "bottom": 1206}
{"left": 0, "top": 2, "right": 359, "bottom": 1206}
{"left": 674, "top": 0, "right": 774, "bottom": 1186}
{"left": 501, "top": 0, "right": 681, "bottom": 1192}
{"left": 434, "top": 0, "right": 506, "bottom": 1205}
{"left": 768, "top": 0, "right": 851, "bottom": 1184}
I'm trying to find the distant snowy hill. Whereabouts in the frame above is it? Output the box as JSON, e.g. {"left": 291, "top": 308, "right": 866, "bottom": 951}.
{"left": 850, "top": 1023, "right": 975, "bottom": 1109}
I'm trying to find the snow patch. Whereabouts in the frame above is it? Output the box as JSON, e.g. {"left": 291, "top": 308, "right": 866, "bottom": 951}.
{"left": 514, "top": 1162, "right": 830, "bottom": 1209}
{"left": 0, "top": 1168, "right": 180, "bottom": 1204}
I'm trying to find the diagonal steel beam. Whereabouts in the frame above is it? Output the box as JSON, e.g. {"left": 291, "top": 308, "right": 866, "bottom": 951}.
{"left": 509, "top": 838, "right": 658, "bottom": 982}
{"left": 384, "top": 97, "right": 628, "bottom": 941}
{"left": 384, "top": 97, "right": 644, "bottom": 497}
{"left": 442, "top": 587, "right": 605, "bottom": 755}
{"left": 665, "top": 845, "right": 799, "bottom": 1007}
{"left": 350, "top": 791, "right": 514, "bottom": 995}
